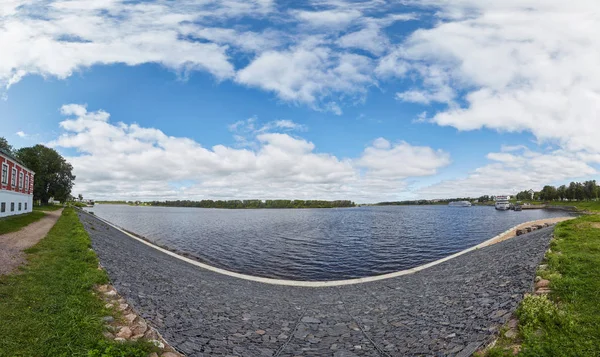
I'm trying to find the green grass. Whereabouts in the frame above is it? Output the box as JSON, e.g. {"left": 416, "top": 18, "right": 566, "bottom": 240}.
{"left": 33, "top": 204, "right": 64, "bottom": 212}
{"left": 0, "top": 208, "right": 155, "bottom": 357}
{"left": 546, "top": 200, "right": 600, "bottom": 212}
{"left": 485, "top": 214, "right": 600, "bottom": 356}
{"left": 0, "top": 211, "right": 46, "bottom": 235}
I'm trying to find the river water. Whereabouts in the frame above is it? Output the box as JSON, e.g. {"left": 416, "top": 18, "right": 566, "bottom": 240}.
{"left": 85, "top": 204, "right": 572, "bottom": 280}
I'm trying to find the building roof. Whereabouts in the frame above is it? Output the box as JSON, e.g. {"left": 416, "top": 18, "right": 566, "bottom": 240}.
{"left": 0, "top": 148, "right": 35, "bottom": 174}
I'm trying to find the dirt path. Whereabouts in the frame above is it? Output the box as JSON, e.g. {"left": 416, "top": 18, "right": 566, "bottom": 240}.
{"left": 0, "top": 209, "right": 63, "bottom": 276}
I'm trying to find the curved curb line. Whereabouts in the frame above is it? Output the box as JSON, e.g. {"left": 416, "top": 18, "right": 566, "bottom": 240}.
{"left": 81, "top": 210, "right": 573, "bottom": 288}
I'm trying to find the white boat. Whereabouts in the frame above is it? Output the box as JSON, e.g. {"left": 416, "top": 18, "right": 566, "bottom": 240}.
{"left": 448, "top": 201, "right": 472, "bottom": 207}
{"left": 495, "top": 196, "right": 511, "bottom": 210}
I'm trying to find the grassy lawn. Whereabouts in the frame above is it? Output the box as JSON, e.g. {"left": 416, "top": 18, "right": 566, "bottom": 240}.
{"left": 509, "top": 200, "right": 600, "bottom": 212}
{"left": 0, "top": 211, "right": 46, "bottom": 235}
{"left": 485, "top": 214, "right": 600, "bottom": 356}
{"left": 546, "top": 200, "right": 600, "bottom": 212}
{"left": 0, "top": 208, "right": 154, "bottom": 357}
{"left": 33, "top": 204, "right": 64, "bottom": 212}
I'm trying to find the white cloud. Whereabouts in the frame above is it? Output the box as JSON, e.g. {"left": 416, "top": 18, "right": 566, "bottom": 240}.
{"left": 418, "top": 147, "right": 598, "bottom": 198}
{"left": 15, "top": 131, "right": 27, "bottom": 138}
{"left": 390, "top": 0, "right": 600, "bottom": 156}
{"left": 236, "top": 43, "right": 375, "bottom": 112}
{"left": 49, "top": 105, "right": 450, "bottom": 202}
{"left": 292, "top": 9, "right": 362, "bottom": 29}
{"left": 337, "top": 25, "right": 389, "bottom": 55}
{"left": 0, "top": 0, "right": 281, "bottom": 91}
{"left": 356, "top": 138, "right": 451, "bottom": 178}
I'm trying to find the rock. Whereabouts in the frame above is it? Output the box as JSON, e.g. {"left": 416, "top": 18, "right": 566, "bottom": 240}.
{"left": 508, "top": 318, "right": 518, "bottom": 329}
{"left": 124, "top": 313, "right": 137, "bottom": 324}
{"left": 103, "top": 331, "right": 115, "bottom": 339}
{"left": 148, "top": 353, "right": 159, "bottom": 357}
{"left": 97, "top": 285, "right": 110, "bottom": 293}
{"left": 255, "top": 329, "right": 266, "bottom": 335}
{"left": 116, "top": 326, "right": 132, "bottom": 339}
{"left": 131, "top": 333, "right": 145, "bottom": 341}
{"left": 150, "top": 340, "right": 165, "bottom": 349}
{"left": 445, "top": 333, "right": 456, "bottom": 339}
{"left": 102, "top": 316, "right": 115, "bottom": 323}
{"left": 161, "top": 353, "right": 179, "bottom": 357}
{"left": 535, "top": 279, "right": 550, "bottom": 289}
{"left": 535, "top": 288, "right": 551, "bottom": 295}
{"left": 504, "top": 329, "right": 517, "bottom": 339}
{"left": 119, "top": 303, "right": 129, "bottom": 311}
{"left": 301, "top": 316, "right": 321, "bottom": 324}
{"left": 516, "top": 229, "right": 525, "bottom": 236}
{"left": 132, "top": 319, "right": 148, "bottom": 335}
{"left": 114, "top": 337, "right": 126, "bottom": 343}
{"left": 144, "top": 328, "right": 159, "bottom": 340}
{"left": 105, "top": 303, "right": 114, "bottom": 309}
{"left": 534, "top": 276, "right": 542, "bottom": 282}
{"left": 104, "top": 290, "right": 117, "bottom": 298}
{"left": 538, "top": 264, "right": 548, "bottom": 270}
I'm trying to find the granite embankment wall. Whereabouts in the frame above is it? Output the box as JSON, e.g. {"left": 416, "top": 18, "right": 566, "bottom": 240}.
{"left": 78, "top": 211, "right": 562, "bottom": 356}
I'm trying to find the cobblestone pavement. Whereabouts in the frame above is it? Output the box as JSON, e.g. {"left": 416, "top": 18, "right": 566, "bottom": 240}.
{"left": 78, "top": 212, "right": 552, "bottom": 357}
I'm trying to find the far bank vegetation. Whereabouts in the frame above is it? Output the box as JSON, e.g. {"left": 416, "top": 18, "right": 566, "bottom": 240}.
{"left": 97, "top": 199, "right": 356, "bottom": 209}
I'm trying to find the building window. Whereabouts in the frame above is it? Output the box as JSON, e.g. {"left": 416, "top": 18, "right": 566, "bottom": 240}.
{"left": 19, "top": 172, "right": 24, "bottom": 190}
{"left": 18, "top": 202, "right": 22, "bottom": 211}
{"left": 25, "top": 202, "right": 27, "bottom": 210}
{"left": 25, "top": 175, "right": 29, "bottom": 193}
{"left": 11, "top": 168, "right": 16, "bottom": 187}
{"left": 1, "top": 203, "right": 5, "bottom": 212}
{"left": 11, "top": 202, "right": 14, "bottom": 212}
{"left": 1, "top": 163, "right": 7, "bottom": 184}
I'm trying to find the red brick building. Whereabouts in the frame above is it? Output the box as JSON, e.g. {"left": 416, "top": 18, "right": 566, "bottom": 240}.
{"left": 0, "top": 149, "right": 34, "bottom": 218}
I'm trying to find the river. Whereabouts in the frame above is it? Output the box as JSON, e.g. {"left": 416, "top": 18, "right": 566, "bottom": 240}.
{"left": 85, "top": 204, "right": 572, "bottom": 280}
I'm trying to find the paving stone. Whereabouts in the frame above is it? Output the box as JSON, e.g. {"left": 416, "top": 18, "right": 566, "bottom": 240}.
{"left": 78, "top": 212, "right": 554, "bottom": 357}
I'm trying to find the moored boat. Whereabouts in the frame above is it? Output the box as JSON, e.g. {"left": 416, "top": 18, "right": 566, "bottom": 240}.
{"left": 495, "top": 196, "right": 511, "bottom": 210}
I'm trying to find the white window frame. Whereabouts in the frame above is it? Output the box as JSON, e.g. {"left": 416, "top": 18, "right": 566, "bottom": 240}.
{"left": 1, "top": 163, "right": 7, "bottom": 184}
{"left": 19, "top": 171, "right": 24, "bottom": 190}
{"left": 25, "top": 174, "right": 30, "bottom": 193}
{"left": 11, "top": 167, "right": 16, "bottom": 187}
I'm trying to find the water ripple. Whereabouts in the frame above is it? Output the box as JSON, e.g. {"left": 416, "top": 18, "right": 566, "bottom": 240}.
{"left": 86, "top": 205, "right": 573, "bottom": 280}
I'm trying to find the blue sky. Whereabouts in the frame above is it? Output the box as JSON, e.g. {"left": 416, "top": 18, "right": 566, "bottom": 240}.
{"left": 1, "top": 0, "right": 598, "bottom": 202}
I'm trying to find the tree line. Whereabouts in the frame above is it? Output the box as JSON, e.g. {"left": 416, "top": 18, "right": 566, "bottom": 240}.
{"left": 515, "top": 180, "right": 599, "bottom": 202}
{"left": 1, "top": 137, "right": 75, "bottom": 205}
{"left": 145, "top": 199, "right": 356, "bottom": 209}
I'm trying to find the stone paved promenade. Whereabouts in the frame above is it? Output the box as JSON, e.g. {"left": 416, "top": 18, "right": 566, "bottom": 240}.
{"left": 78, "top": 212, "right": 553, "bottom": 357}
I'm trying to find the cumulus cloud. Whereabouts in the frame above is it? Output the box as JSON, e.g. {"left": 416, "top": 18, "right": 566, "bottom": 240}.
{"left": 390, "top": 0, "right": 600, "bottom": 156}
{"left": 236, "top": 44, "right": 375, "bottom": 111}
{"left": 15, "top": 131, "right": 27, "bottom": 138}
{"left": 418, "top": 147, "right": 598, "bottom": 198}
{"left": 0, "top": 0, "right": 280, "bottom": 91}
{"left": 48, "top": 105, "right": 450, "bottom": 202}
{"left": 1, "top": 0, "right": 419, "bottom": 113}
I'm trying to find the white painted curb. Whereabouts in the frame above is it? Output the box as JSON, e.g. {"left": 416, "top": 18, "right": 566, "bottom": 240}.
{"left": 81, "top": 210, "right": 572, "bottom": 288}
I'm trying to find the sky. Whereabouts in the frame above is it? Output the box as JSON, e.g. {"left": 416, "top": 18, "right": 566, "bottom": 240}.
{"left": 1, "top": 0, "right": 599, "bottom": 203}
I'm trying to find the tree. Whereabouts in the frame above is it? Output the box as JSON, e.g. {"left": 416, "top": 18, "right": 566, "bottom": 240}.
{"left": 557, "top": 185, "right": 567, "bottom": 201}
{"left": 78, "top": 194, "right": 83, "bottom": 202}
{"left": 540, "top": 185, "right": 558, "bottom": 201}
{"left": 0, "top": 137, "right": 13, "bottom": 153}
{"left": 16, "top": 145, "right": 76, "bottom": 205}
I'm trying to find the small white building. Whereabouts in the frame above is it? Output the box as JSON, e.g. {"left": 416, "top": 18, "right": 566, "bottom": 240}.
{"left": 0, "top": 149, "right": 35, "bottom": 218}
{"left": 527, "top": 189, "right": 535, "bottom": 199}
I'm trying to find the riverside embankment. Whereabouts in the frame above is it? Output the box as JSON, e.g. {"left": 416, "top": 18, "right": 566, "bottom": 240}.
{"left": 78, "top": 211, "right": 565, "bottom": 356}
